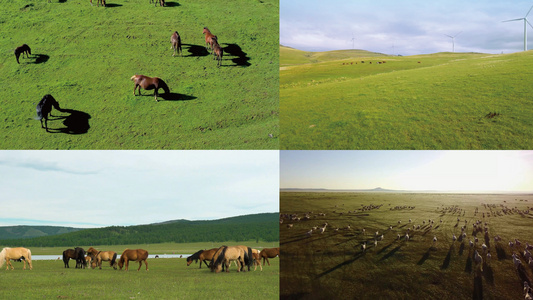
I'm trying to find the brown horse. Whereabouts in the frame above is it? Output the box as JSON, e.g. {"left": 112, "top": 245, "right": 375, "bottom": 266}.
{"left": 0, "top": 247, "right": 32, "bottom": 270}
{"left": 36, "top": 94, "right": 62, "bottom": 132}
{"left": 203, "top": 27, "right": 217, "bottom": 52}
{"left": 63, "top": 247, "right": 86, "bottom": 268}
{"left": 90, "top": 0, "right": 106, "bottom": 6}
{"left": 14, "top": 44, "right": 31, "bottom": 64}
{"left": 95, "top": 251, "right": 118, "bottom": 269}
{"left": 252, "top": 249, "right": 262, "bottom": 271}
{"left": 212, "top": 41, "right": 223, "bottom": 67}
{"left": 118, "top": 249, "right": 148, "bottom": 271}
{"left": 130, "top": 74, "right": 170, "bottom": 102}
{"left": 210, "top": 246, "right": 245, "bottom": 273}
{"left": 186, "top": 248, "right": 218, "bottom": 268}
{"left": 171, "top": 31, "right": 182, "bottom": 57}
{"left": 259, "top": 247, "right": 279, "bottom": 266}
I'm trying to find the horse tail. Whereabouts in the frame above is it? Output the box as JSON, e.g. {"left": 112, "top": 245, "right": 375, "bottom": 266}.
{"left": 111, "top": 252, "right": 117, "bottom": 266}
{"left": 0, "top": 248, "right": 6, "bottom": 268}
{"left": 247, "top": 247, "right": 253, "bottom": 270}
{"left": 213, "top": 246, "right": 227, "bottom": 269}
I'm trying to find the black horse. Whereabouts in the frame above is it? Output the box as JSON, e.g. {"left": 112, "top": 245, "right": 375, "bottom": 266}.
{"left": 36, "top": 94, "right": 62, "bottom": 132}
{"left": 62, "top": 247, "right": 87, "bottom": 268}
{"left": 14, "top": 44, "right": 31, "bottom": 64}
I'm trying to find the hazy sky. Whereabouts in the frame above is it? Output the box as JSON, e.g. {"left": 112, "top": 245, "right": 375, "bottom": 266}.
{"left": 0, "top": 151, "right": 279, "bottom": 228}
{"left": 281, "top": 0, "right": 533, "bottom": 55}
{"left": 281, "top": 151, "right": 533, "bottom": 192}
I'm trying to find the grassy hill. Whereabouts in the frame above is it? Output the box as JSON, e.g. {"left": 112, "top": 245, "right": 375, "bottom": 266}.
{"left": 280, "top": 45, "right": 386, "bottom": 66}
{"left": 280, "top": 48, "right": 533, "bottom": 149}
{"left": 0, "top": 225, "right": 81, "bottom": 240}
{"left": 0, "top": 213, "right": 279, "bottom": 247}
{"left": 0, "top": 0, "right": 278, "bottom": 149}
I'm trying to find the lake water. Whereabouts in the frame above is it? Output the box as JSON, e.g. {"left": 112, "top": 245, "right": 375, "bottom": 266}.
{"left": 31, "top": 254, "right": 192, "bottom": 260}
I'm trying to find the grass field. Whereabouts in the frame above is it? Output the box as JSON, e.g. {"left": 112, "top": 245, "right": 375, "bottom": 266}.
{"left": 0, "top": 241, "right": 279, "bottom": 299}
{"left": 280, "top": 192, "right": 533, "bottom": 299}
{"left": 0, "top": 0, "right": 278, "bottom": 149}
{"left": 280, "top": 46, "right": 533, "bottom": 149}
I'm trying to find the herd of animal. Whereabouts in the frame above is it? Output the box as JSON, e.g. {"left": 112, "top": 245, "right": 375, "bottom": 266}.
{"left": 0, "top": 245, "right": 279, "bottom": 273}
{"left": 15, "top": 22, "right": 225, "bottom": 132}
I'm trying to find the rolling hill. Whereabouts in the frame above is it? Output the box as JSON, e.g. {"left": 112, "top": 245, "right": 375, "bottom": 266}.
{"left": 0, "top": 225, "right": 82, "bottom": 240}
{"left": 0, "top": 213, "right": 279, "bottom": 247}
{"left": 280, "top": 45, "right": 387, "bottom": 67}
{"left": 280, "top": 46, "right": 533, "bottom": 149}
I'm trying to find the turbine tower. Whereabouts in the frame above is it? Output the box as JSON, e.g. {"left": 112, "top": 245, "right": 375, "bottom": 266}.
{"left": 351, "top": 33, "right": 356, "bottom": 49}
{"left": 503, "top": 5, "right": 533, "bottom": 51}
{"left": 444, "top": 31, "right": 462, "bottom": 52}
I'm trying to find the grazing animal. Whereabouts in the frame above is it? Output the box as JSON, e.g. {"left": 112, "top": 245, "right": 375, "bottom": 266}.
{"left": 474, "top": 250, "right": 483, "bottom": 271}
{"left": 251, "top": 249, "right": 263, "bottom": 271}
{"left": 202, "top": 27, "right": 217, "bottom": 52}
{"left": 513, "top": 254, "right": 522, "bottom": 268}
{"left": 433, "top": 236, "right": 437, "bottom": 244}
{"left": 486, "top": 251, "right": 491, "bottom": 263}
{"left": 95, "top": 251, "right": 118, "bottom": 269}
{"left": 14, "top": 44, "right": 31, "bottom": 64}
{"left": 210, "top": 246, "right": 245, "bottom": 273}
{"left": 361, "top": 242, "right": 366, "bottom": 252}
{"left": 90, "top": 0, "right": 106, "bottom": 6}
{"left": 453, "top": 234, "right": 457, "bottom": 242}
{"left": 187, "top": 248, "right": 218, "bottom": 268}
{"left": 0, "top": 247, "right": 32, "bottom": 270}
{"left": 259, "top": 247, "right": 279, "bottom": 266}
{"left": 405, "top": 233, "right": 410, "bottom": 241}
{"left": 170, "top": 31, "right": 182, "bottom": 56}
{"left": 130, "top": 74, "right": 170, "bottom": 102}
{"left": 118, "top": 249, "right": 149, "bottom": 271}
{"left": 36, "top": 94, "right": 61, "bottom": 132}
{"left": 306, "top": 229, "right": 312, "bottom": 237}
{"left": 212, "top": 41, "right": 223, "bottom": 67}
{"left": 62, "top": 247, "right": 86, "bottom": 269}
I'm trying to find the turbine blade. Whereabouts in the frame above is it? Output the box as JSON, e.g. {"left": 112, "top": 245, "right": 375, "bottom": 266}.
{"left": 444, "top": 34, "right": 453, "bottom": 38}
{"left": 454, "top": 31, "right": 463, "bottom": 37}
{"left": 526, "top": 5, "right": 533, "bottom": 18}
{"left": 502, "top": 18, "right": 524, "bottom": 22}
{"left": 527, "top": 19, "right": 533, "bottom": 30}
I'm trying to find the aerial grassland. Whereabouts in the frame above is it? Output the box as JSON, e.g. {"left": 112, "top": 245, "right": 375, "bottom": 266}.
{"left": 280, "top": 192, "right": 533, "bottom": 299}
{"left": 280, "top": 46, "right": 533, "bottom": 149}
{"left": 0, "top": 0, "right": 278, "bottom": 149}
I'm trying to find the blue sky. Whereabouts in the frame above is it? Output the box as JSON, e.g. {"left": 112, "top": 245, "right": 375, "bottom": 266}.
{"left": 281, "top": 0, "right": 533, "bottom": 55}
{"left": 0, "top": 151, "right": 279, "bottom": 228}
{"left": 281, "top": 151, "right": 533, "bottom": 192}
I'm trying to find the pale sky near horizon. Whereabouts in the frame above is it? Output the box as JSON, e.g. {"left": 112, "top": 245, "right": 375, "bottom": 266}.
{"left": 281, "top": 0, "right": 533, "bottom": 55}
{"left": 281, "top": 151, "right": 533, "bottom": 193}
{"left": 0, "top": 151, "right": 279, "bottom": 228}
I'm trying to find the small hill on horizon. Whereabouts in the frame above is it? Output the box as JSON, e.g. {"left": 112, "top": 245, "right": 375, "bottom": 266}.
{"left": 280, "top": 45, "right": 388, "bottom": 67}
{"left": 0, "top": 226, "right": 82, "bottom": 240}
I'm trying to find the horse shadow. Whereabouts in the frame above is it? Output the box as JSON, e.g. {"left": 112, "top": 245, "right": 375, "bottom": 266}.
{"left": 48, "top": 108, "right": 91, "bottom": 134}
{"left": 473, "top": 273, "right": 483, "bottom": 300}
{"left": 440, "top": 245, "right": 453, "bottom": 270}
{"left": 33, "top": 54, "right": 49, "bottom": 64}
{"left": 164, "top": 1, "right": 180, "bottom": 7}
{"left": 222, "top": 43, "right": 251, "bottom": 67}
{"left": 380, "top": 245, "right": 402, "bottom": 261}
{"left": 104, "top": 3, "right": 122, "bottom": 7}
{"left": 159, "top": 93, "right": 196, "bottom": 102}
{"left": 315, "top": 252, "right": 364, "bottom": 279}
{"left": 417, "top": 247, "right": 431, "bottom": 265}
{"left": 182, "top": 44, "right": 209, "bottom": 57}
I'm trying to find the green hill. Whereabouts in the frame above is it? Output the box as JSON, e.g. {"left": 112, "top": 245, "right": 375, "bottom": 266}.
{"left": 0, "top": 213, "right": 279, "bottom": 247}
{"left": 280, "top": 45, "right": 387, "bottom": 67}
{"left": 0, "top": 225, "right": 82, "bottom": 240}
{"left": 280, "top": 50, "right": 533, "bottom": 149}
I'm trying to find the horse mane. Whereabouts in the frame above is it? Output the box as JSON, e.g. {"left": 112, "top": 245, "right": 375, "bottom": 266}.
{"left": 188, "top": 249, "right": 203, "bottom": 262}
{"left": 157, "top": 78, "right": 170, "bottom": 94}
{"left": 213, "top": 246, "right": 227, "bottom": 268}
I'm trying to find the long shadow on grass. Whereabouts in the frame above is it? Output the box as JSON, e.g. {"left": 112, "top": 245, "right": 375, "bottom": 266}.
{"left": 47, "top": 109, "right": 91, "bottom": 134}
{"left": 159, "top": 93, "right": 196, "bottom": 101}
{"left": 316, "top": 252, "right": 365, "bottom": 279}
{"left": 222, "top": 43, "right": 250, "bottom": 67}
{"left": 473, "top": 273, "right": 483, "bottom": 300}
{"left": 483, "top": 263, "right": 494, "bottom": 285}
{"left": 417, "top": 247, "right": 431, "bottom": 265}
{"left": 165, "top": 1, "right": 180, "bottom": 7}
{"left": 441, "top": 245, "right": 453, "bottom": 270}
{"left": 495, "top": 243, "right": 507, "bottom": 260}
{"left": 183, "top": 44, "right": 209, "bottom": 57}
{"left": 103, "top": 3, "right": 122, "bottom": 7}
{"left": 380, "top": 245, "right": 402, "bottom": 261}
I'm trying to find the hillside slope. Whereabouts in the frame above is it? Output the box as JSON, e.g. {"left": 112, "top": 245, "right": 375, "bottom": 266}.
{"left": 0, "top": 226, "right": 81, "bottom": 240}
{"left": 0, "top": 213, "right": 279, "bottom": 247}
{"left": 280, "top": 45, "right": 387, "bottom": 67}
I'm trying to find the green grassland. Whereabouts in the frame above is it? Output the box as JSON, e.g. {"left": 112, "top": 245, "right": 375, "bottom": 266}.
{"left": 280, "top": 46, "right": 533, "bottom": 149}
{"left": 0, "top": 242, "right": 279, "bottom": 299}
{"left": 280, "top": 46, "right": 386, "bottom": 67}
{"left": 0, "top": 0, "right": 278, "bottom": 149}
{"left": 280, "top": 192, "right": 533, "bottom": 299}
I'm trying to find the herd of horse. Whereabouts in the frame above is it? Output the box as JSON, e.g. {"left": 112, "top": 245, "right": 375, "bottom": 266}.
{"left": 1, "top": 246, "right": 278, "bottom": 273}
{"left": 187, "top": 246, "right": 279, "bottom": 273}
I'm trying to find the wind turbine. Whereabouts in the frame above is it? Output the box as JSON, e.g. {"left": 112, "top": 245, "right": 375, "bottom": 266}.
{"left": 444, "top": 31, "right": 462, "bottom": 52}
{"left": 350, "top": 33, "right": 356, "bottom": 49}
{"left": 502, "top": 5, "right": 533, "bottom": 51}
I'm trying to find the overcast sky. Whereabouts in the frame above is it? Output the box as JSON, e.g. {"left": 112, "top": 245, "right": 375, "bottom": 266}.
{"left": 0, "top": 151, "right": 279, "bottom": 228}
{"left": 281, "top": 151, "right": 533, "bottom": 192}
{"left": 281, "top": 0, "right": 533, "bottom": 55}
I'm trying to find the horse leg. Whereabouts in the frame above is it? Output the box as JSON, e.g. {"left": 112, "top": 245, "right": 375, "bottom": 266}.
{"left": 266, "top": 257, "right": 270, "bottom": 266}
{"left": 154, "top": 90, "right": 158, "bottom": 102}
{"left": 137, "top": 260, "right": 142, "bottom": 271}
{"left": 145, "top": 260, "right": 148, "bottom": 271}
{"left": 134, "top": 84, "right": 140, "bottom": 96}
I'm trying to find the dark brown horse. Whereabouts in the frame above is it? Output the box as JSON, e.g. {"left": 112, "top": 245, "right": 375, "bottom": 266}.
{"left": 212, "top": 41, "right": 223, "bottom": 67}
{"left": 118, "top": 249, "right": 148, "bottom": 271}
{"left": 14, "top": 44, "right": 31, "bottom": 64}
{"left": 203, "top": 27, "right": 217, "bottom": 52}
{"left": 36, "top": 94, "right": 62, "bottom": 132}
{"left": 171, "top": 31, "right": 182, "bottom": 56}
{"left": 186, "top": 248, "right": 218, "bottom": 268}
{"left": 259, "top": 247, "right": 279, "bottom": 266}
{"left": 63, "top": 247, "right": 86, "bottom": 268}
{"left": 130, "top": 74, "right": 170, "bottom": 102}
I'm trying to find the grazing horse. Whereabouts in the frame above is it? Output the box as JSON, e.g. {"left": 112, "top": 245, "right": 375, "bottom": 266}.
{"left": 235, "top": 245, "right": 253, "bottom": 271}
{"left": 36, "top": 94, "right": 62, "bottom": 132}
{"left": 186, "top": 248, "right": 218, "bottom": 269}
{"left": 118, "top": 249, "right": 148, "bottom": 271}
{"left": 0, "top": 247, "right": 32, "bottom": 270}
{"left": 90, "top": 0, "right": 106, "bottom": 6}
{"left": 95, "top": 251, "right": 118, "bottom": 269}
{"left": 212, "top": 39, "right": 223, "bottom": 67}
{"left": 14, "top": 44, "right": 31, "bottom": 64}
{"left": 130, "top": 74, "right": 170, "bottom": 102}
{"left": 170, "top": 31, "right": 182, "bottom": 56}
{"left": 203, "top": 27, "right": 217, "bottom": 52}
{"left": 259, "top": 247, "right": 279, "bottom": 266}
{"left": 62, "top": 247, "right": 86, "bottom": 268}
{"left": 210, "top": 246, "right": 245, "bottom": 273}
{"left": 252, "top": 249, "right": 262, "bottom": 271}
